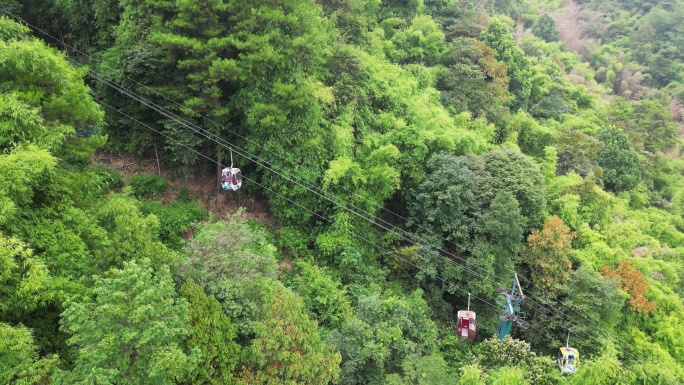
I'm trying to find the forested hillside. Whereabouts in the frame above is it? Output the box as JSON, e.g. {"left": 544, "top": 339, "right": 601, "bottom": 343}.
{"left": 1, "top": 0, "right": 684, "bottom": 383}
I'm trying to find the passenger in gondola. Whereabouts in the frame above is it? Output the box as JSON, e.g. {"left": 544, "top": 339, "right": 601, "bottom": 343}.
{"left": 221, "top": 167, "right": 242, "bottom": 191}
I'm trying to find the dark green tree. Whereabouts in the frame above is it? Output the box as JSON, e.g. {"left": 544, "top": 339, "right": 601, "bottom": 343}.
{"left": 179, "top": 216, "right": 278, "bottom": 338}
{"left": 531, "top": 14, "right": 560, "bottom": 42}
{"left": 482, "top": 148, "right": 546, "bottom": 231}
{"left": 179, "top": 281, "right": 240, "bottom": 385}
{"left": 180, "top": 217, "right": 278, "bottom": 293}
{"left": 332, "top": 290, "right": 438, "bottom": 385}
{"left": 380, "top": 0, "right": 425, "bottom": 20}
{"left": 556, "top": 129, "right": 603, "bottom": 177}
{"left": 595, "top": 127, "right": 641, "bottom": 192}
{"left": 477, "top": 191, "right": 524, "bottom": 269}
{"left": 605, "top": 97, "right": 680, "bottom": 153}
{"left": 408, "top": 152, "right": 480, "bottom": 250}
{"left": 570, "top": 265, "right": 626, "bottom": 324}
{"left": 148, "top": 0, "right": 231, "bottom": 182}
{"left": 18, "top": 0, "right": 119, "bottom": 55}
{"left": 95, "top": 0, "right": 172, "bottom": 156}
{"left": 646, "top": 51, "right": 683, "bottom": 88}
{"left": 559, "top": 266, "right": 627, "bottom": 356}
{"left": 226, "top": 0, "right": 334, "bottom": 227}
{"left": 437, "top": 38, "right": 509, "bottom": 124}
{"left": 238, "top": 281, "right": 341, "bottom": 384}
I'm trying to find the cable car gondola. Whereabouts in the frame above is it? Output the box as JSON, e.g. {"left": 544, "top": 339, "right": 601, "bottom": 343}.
{"left": 558, "top": 331, "right": 579, "bottom": 373}
{"left": 221, "top": 148, "right": 242, "bottom": 191}
{"left": 457, "top": 294, "right": 477, "bottom": 340}
{"left": 221, "top": 167, "right": 242, "bottom": 191}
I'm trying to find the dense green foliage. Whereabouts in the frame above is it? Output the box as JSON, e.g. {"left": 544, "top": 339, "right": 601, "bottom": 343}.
{"left": 55, "top": 260, "right": 190, "bottom": 385}
{"left": 580, "top": 0, "right": 684, "bottom": 89}
{"left": 532, "top": 14, "right": 560, "bottom": 43}
{"left": 3, "top": 0, "right": 684, "bottom": 383}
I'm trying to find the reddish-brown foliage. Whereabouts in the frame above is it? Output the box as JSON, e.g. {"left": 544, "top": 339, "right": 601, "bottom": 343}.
{"left": 602, "top": 260, "right": 656, "bottom": 313}
{"left": 523, "top": 215, "right": 574, "bottom": 292}
{"left": 474, "top": 40, "right": 509, "bottom": 104}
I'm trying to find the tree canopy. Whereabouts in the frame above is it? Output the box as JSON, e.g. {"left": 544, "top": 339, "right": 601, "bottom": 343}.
{"left": 5, "top": 0, "right": 684, "bottom": 383}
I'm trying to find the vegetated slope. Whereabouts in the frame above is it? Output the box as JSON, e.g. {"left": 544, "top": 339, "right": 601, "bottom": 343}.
{"left": 553, "top": 0, "right": 591, "bottom": 54}
{"left": 2, "top": 0, "right": 684, "bottom": 383}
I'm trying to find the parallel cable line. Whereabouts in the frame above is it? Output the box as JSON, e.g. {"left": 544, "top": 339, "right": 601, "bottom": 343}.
{"left": 82, "top": 59, "right": 609, "bottom": 341}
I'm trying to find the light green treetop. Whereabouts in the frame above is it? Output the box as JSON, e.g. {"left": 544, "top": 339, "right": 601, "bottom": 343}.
{"left": 55, "top": 259, "right": 191, "bottom": 385}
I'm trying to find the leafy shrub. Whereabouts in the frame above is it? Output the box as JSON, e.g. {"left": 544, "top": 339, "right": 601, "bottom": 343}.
{"left": 61, "top": 135, "right": 108, "bottom": 169}
{"left": 290, "top": 260, "right": 352, "bottom": 329}
{"left": 63, "top": 165, "right": 123, "bottom": 204}
{"left": 90, "top": 165, "right": 124, "bottom": 190}
{"left": 139, "top": 200, "right": 206, "bottom": 250}
{"left": 176, "top": 186, "right": 193, "bottom": 203}
{"left": 127, "top": 173, "right": 167, "bottom": 197}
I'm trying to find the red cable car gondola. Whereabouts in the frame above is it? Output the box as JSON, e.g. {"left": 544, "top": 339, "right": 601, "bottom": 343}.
{"left": 457, "top": 294, "right": 477, "bottom": 340}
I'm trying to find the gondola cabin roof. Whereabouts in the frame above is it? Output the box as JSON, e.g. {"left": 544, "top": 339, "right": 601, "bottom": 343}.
{"left": 559, "top": 347, "right": 579, "bottom": 356}
{"left": 457, "top": 310, "right": 476, "bottom": 319}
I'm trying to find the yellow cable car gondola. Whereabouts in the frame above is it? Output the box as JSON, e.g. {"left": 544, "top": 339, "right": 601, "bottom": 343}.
{"left": 558, "top": 331, "right": 579, "bottom": 373}
{"left": 558, "top": 347, "right": 579, "bottom": 373}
